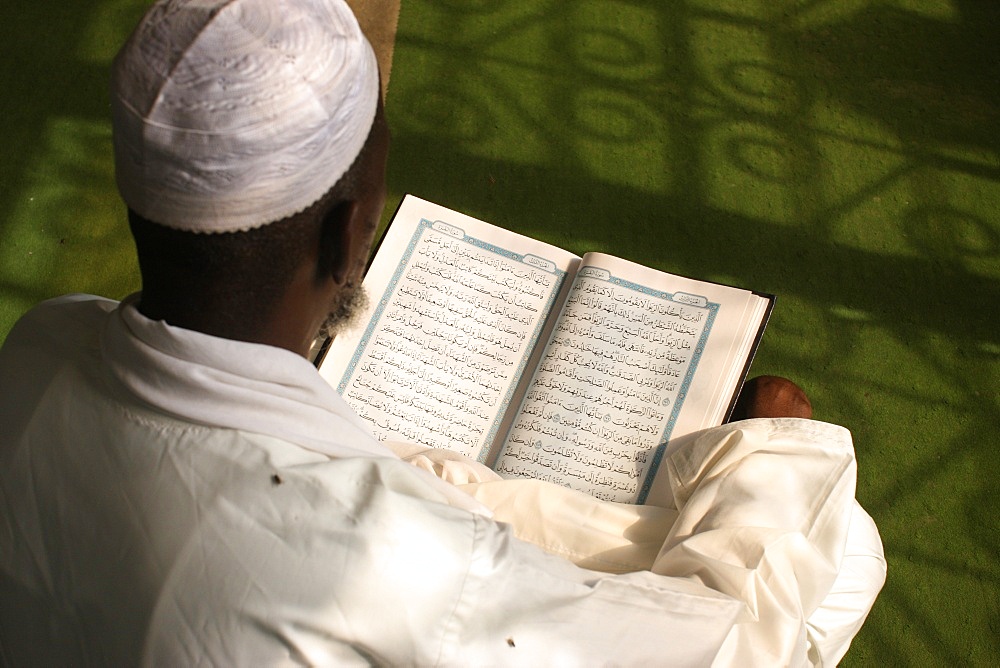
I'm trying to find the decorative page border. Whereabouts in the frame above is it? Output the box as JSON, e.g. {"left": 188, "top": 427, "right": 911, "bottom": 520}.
{"left": 608, "top": 272, "right": 719, "bottom": 504}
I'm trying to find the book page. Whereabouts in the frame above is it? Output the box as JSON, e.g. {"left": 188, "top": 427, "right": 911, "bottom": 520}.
{"left": 495, "top": 253, "right": 771, "bottom": 503}
{"left": 319, "top": 196, "right": 579, "bottom": 461}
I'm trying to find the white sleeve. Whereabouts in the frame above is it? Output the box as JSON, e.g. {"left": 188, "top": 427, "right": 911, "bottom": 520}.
{"left": 384, "top": 420, "right": 866, "bottom": 666}
{"left": 805, "top": 500, "right": 886, "bottom": 666}
{"left": 445, "top": 509, "right": 744, "bottom": 665}
{"left": 142, "top": 456, "right": 743, "bottom": 666}
{"left": 651, "top": 418, "right": 858, "bottom": 666}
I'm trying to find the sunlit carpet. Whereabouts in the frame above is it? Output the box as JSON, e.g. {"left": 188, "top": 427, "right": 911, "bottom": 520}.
{"left": 2, "top": 1, "right": 998, "bottom": 665}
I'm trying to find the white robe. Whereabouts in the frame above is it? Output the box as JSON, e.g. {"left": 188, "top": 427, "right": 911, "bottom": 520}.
{"left": 0, "top": 295, "right": 884, "bottom": 665}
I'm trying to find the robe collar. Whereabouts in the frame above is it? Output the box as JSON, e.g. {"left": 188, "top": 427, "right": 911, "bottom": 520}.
{"left": 101, "top": 294, "right": 394, "bottom": 461}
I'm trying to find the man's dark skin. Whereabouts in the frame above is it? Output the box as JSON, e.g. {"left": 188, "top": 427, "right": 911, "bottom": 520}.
{"left": 731, "top": 375, "right": 813, "bottom": 421}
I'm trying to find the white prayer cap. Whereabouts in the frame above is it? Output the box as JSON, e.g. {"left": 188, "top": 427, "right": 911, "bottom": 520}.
{"left": 112, "top": 0, "right": 379, "bottom": 233}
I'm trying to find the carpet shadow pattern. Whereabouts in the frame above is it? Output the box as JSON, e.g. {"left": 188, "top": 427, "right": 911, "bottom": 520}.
{"left": 0, "top": 1, "right": 150, "bottom": 329}
{"left": 386, "top": 1, "right": 999, "bottom": 665}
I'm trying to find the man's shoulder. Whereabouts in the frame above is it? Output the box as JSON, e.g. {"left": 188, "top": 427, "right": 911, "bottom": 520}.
{"left": 3, "top": 294, "right": 118, "bottom": 355}
{"left": 20, "top": 293, "right": 118, "bottom": 324}
{"left": 1, "top": 294, "right": 119, "bottom": 387}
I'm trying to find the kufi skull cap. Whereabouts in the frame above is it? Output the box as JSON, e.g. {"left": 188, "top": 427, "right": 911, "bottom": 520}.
{"left": 112, "top": 0, "right": 379, "bottom": 232}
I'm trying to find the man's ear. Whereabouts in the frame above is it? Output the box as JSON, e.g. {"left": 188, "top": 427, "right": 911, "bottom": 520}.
{"left": 319, "top": 199, "right": 362, "bottom": 286}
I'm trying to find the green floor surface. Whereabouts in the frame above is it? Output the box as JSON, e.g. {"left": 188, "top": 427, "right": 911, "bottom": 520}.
{"left": 2, "top": 1, "right": 998, "bottom": 665}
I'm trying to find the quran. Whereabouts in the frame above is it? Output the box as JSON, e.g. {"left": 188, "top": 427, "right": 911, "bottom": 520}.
{"left": 318, "top": 195, "right": 774, "bottom": 503}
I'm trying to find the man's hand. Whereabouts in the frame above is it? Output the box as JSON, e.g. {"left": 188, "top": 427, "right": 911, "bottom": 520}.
{"left": 729, "top": 375, "right": 813, "bottom": 421}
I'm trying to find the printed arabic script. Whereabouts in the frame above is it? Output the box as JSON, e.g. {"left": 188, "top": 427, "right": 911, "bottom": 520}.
{"left": 498, "top": 274, "right": 710, "bottom": 502}
{"left": 342, "top": 227, "right": 557, "bottom": 458}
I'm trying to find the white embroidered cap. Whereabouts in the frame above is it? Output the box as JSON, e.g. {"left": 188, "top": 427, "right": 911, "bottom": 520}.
{"left": 111, "top": 0, "right": 379, "bottom": 233}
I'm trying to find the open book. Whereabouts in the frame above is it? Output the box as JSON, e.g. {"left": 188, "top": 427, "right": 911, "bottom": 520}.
{"left": 318, "top": 195, "right": 774, "bottom": 503}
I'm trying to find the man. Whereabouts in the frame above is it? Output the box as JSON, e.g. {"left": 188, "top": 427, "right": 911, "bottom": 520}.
{"left": 0, "top": 0, "right": 884, "bottom": 664}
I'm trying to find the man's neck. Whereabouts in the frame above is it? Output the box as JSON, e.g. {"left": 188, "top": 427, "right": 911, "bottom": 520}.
{"left": 137, "top": 266, "right": 335, "bottom": 359}
{"left": 136, "top": 291, "right": 305, "bottom": 356}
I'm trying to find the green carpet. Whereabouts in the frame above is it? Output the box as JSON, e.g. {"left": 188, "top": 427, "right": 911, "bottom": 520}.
{"left": 2, "top": 1, "right": 998, "bottom": 665}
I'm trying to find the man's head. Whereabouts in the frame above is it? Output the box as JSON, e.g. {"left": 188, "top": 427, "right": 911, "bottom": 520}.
{"left": 112, "top": 0, "right": 388, "bottom": 355}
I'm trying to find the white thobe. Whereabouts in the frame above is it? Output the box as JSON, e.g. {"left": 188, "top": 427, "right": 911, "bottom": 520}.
{"left": 0, "top": 295, "right": 883, "bottom": 665}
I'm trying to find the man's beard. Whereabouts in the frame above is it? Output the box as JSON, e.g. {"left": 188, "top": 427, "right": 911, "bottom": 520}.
{"left": 318, "top": 284, "right": 370, "bottom": 340}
